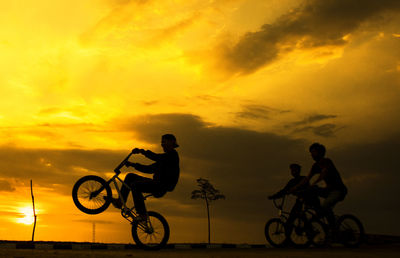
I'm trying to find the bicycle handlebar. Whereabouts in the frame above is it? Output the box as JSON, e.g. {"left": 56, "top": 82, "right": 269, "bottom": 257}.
{"left": 272, "top": 196, "right": 286, "bottom": 210}
{"left": 114, "top": 151, "right": 134, "bottom": 174}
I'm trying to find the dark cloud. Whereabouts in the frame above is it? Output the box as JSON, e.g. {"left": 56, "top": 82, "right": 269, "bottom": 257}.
{"left": 0, "top": 148, "right": 130, "bottom": 195}
{"left": 293, "top": 123, "right": 339, "bottom": 137}
{"left": 0, "top": 179, "right": 15, "bottom": 192}
{"left": 219, "top": 0, "right": 400, "bottom": 75}
{"left": 120, "top": 113, "right": 308, "bottom": 220}
{"left": 290, "top": 114, "right": 337, "bottom": 127}
{"left": 285, "top": 114, "right": 339, "bottom": 137}
{"left": 121, "top": 113, "right": 305, "bottom": 164}
{"left": 234, "top": 104, "right": 290, "bottom": 120}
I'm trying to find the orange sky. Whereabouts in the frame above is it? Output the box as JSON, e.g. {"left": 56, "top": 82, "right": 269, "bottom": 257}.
{"left": 1, "top": 0, "right": 400, "bottom": 243}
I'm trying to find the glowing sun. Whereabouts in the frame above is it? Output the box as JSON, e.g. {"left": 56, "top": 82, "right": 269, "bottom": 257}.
{"left": 15, "top": 206, "right": 36, "bottom": 225}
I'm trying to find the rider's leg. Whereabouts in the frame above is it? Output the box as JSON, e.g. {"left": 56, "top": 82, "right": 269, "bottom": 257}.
{"left": 131, "top": 188, "right": 146, "bottom": 215}
{"left": 129, "top": 176, "right": 159, "bottom": 216}
{"left": 321, "top": 190, "right": 345, "bottom": 228}
{"left": 287, "top": 199, "right": 303, "bottom": 226}
{"left": 111, "top": 173, "right": 151, "bottom": 209}
{"left": 120, "top": 173, "right": 140, "bottom": 203}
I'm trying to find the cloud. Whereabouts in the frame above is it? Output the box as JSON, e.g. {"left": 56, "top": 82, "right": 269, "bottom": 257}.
{"left": 0, "top": 179, "right": 15, "bottom": 192}
{"left": 121, "top": 113, "right": 305, "bottom": 163}
{"left": 289, "top": 114, "right": 337, "bottom": 127}
{"left": 148, "top": 13, "right": 201, "bottom": 45}
{"left": 281, "top": 114, "right": 340, "bottom": 137}
{"left": 0, "top": 147, "right": 129, "bottom": 195}
{"left": 283, "top": 114, "right": 339, "bottom": 137}
{"left": 292, "top": 123, "right": 340, "bottom": 138}
{"left": 234, "top": 104, "right": 290, "bottom": 121}
{"left": 217, "top": 0, "right": 400, "bottom": 75}
{"left": 81, "top": 0, "right": 199, "bottom": 48}
{"left": 119, "top": 113, "right": 309, "bottom": 220}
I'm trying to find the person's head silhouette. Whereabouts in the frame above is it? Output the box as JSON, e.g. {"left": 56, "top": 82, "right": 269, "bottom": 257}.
{"left": 161, "top": 134, "right": 179, "bottom": 152}
{"left": 309, "top": 142, "right": 326, "bottom": 161}
{"left": 289, "top": 163, "right": 301, "bottom": 178}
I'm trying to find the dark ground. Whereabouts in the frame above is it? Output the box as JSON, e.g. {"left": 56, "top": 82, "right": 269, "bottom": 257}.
{"left": 1, "top": 244, "right": 400, "bottom": 258}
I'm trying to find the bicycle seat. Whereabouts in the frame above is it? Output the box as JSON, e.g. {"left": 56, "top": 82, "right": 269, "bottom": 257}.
{"left": 144, "top": 191, "right": 165, "bottom": 199}
{"left": 143, "top": 194, "right": 154, "bottom": 199}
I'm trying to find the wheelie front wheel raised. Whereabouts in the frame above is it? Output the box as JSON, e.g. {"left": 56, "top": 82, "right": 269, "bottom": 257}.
{"left": 131, "top": 211, "right": 170, "bottom": 250}
{"left": 72, "top": 175, "right": 112, "bottom": 214}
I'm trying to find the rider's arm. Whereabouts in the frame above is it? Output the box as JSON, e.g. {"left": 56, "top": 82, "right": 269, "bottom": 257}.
{"left": 129, "top": 162, "right": 157, "bottom": 174}
{"left": 270, "top": 179, "right": 297, "bottom": 199}
{"left": 288, "top": 174, "right": 310, "bottom": 194}
{"left": 142, "top": 150, "right": 162, "bottom": 161}
{"left": 311, "top": 166, "right": 327, "bottom": 186}
{"left": 132, "top": 148, "right": 161, "bottom": 161}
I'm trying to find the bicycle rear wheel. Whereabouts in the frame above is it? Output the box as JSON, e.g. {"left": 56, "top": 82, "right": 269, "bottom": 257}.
{"left": 72, "top": 175, "right": 112, "bottom": 214}
{"left": 131, "top": 211, "right": 170, "bottom": 250}
{"left": 264, "top": 218, "right": 287, "bottom": 247}
{"left": 336, "top": 214, "right": 365, "bottom": 247}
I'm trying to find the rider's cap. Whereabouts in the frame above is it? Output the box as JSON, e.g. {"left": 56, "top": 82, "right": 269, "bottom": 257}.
{"left": 162, "top": 134, "right": 179, "bottom": 148}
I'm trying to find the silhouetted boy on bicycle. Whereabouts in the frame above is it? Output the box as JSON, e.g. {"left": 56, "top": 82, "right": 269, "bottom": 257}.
{"left": 295, "top": 143, "right": 347, "bottom": 228}
{"left": 110, "top": 134, "right": 180, "bottom": 220}
{"left": 269, "top": 164, "right": 319, "bottom": 225}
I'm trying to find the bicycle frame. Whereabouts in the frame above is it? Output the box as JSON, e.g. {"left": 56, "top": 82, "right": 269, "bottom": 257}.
{"left": 95, "top": 151, "right": 153, "bottom": 226}
{"left": 272, "top": 196, "right": 290, "bottom": 222}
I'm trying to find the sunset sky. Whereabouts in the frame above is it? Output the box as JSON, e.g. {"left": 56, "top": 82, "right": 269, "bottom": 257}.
{"left": 0, "top": 0, "right": 400, "bottom": 244}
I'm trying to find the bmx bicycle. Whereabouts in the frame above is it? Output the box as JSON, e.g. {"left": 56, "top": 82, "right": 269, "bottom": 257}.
{"left": 72, "top": 151, "right": 170, "bottom": 250}
{"left": 300, "top": 207, "right": 365, "bottom": 247}
{"left": 289, "top": 186, "right": 365, "bottom": 248}
{"left": 264, "top": 196, "right": 327, "bottom": 248}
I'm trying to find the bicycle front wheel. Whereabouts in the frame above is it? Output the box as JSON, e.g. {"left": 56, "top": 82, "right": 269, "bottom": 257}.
{"left": 309, "top": 218, "right": 328, "bottom": 247}
{"left": 336, "top": 214, "right": 365, "bottom": 247}
{"left": 264, "top": 218, "right": 287, "bottom": 247}
{"left": 131, "top": 211, "right": 170, "bottom": 250}
{"left": 289, "top": 216, "right": 311, "bottom": 248}
{"left": 72, "top": 175, "right": 112, "bottom": 214}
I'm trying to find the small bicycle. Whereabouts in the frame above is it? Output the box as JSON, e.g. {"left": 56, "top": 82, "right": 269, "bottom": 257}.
{"left": 264, "top": 196, "right": 289, "bottom": 247}
{"left": 72, "top": 151, "right": 170, "bottom": 250}
{"left": 265, "top": 196, "right": 327, "bottom": 248}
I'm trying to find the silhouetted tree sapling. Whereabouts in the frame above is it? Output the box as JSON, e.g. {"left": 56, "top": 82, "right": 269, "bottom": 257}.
{"left": 191, "top": 178, "right": 225, "bottom": 244}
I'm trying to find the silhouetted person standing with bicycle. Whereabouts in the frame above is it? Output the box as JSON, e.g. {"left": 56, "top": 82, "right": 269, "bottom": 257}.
{"left": 110, "top": 134, "right": 180, "bottom": 220}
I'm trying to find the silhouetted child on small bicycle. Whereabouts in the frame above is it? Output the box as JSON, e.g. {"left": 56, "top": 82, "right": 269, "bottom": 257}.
{"left": 269, "top": 164, "right": 320, "bottom": 225}
{"left": 110, "top": 134, "right": 180, "bottom": 220}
